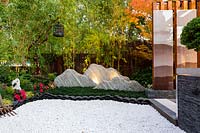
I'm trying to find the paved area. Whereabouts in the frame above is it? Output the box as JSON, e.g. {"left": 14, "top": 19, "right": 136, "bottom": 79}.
{"left": 154, "top": 99, "right": 177, "bottom": 114}
{"left": 150, "top": 99, "right": 178, "bottom": 126}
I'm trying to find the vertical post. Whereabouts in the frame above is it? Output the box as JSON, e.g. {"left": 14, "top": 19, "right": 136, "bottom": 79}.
{"left": 173, "top": 1, "right": 177, "bottom": 89}
{"left": 197, "top": 1, "right": 200, "bottom": 16}
{"left": 190, "top": 0, "right": 196, "bottom": 9}
{"left": 161, "top": 2, "right": 165, "bottom": 10}
{"left": 0, "top": 94, "right": 3, "bottom": 107}
{"left": 152, "top": 2, "right": 155, "bottom": 89}
{"left": 176, "top": 0, "right": 181, "bottom": 10}
{"left": 153, "top": 2, "right": 160, "bottom": 10}
{"left": 197, "top": 1, "right": 200, "bottom": 67}
{"left": 152, "top": 1, "right": 160, "bottom": 89}
{"left": 164, "top": 2, "right": 168, "bottom": 10}
{"left": 158, "top": 2, "right": 161, "bottom": 10}
{"left": 183, "top": 1, "right": 188, "bottom": 9}
{"left": 168, "top": 1, "right": 173, "bottom": 10}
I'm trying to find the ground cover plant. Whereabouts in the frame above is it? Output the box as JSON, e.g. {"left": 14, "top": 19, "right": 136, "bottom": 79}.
{"left": 46, "top": 87, "right": 146, "bottom": 98}
{"left": 0, "top": 68, "right": 56, "bottom": 105}
{"left": 1, "top": 85, "right": 146, "bottom": 106}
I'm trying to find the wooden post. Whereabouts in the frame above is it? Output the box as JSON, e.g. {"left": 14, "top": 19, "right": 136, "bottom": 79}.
{"left": 197, "top": 53, "right": 200, "bottom": 68}
{"left": 163, "top": 2, "right": 168, "bottom": 10}
{"left": 153, "top": 2, "right": 160, "bottom": 10}
{"left": 168, "top": 1, "right": 173, "bottom": 10}
{"left": 183, "top": 1, "right": 188, "bottom": 9}
{"left": 0, "top": 94, "right": 3, "bottom": 107}
{"left": 152, "top": 2, "right": 154, "bottom": 89}
{"left": 158, "top": 2, "right": 161, "bottom": 10}
{"left": 197, "top": 1, "right": 200, "bottom": 68}
{"left": 173, "top": 1, "right": 177, "bottom": 89}
{"left": 161, "top": 2, "right": 165, "bottom": 10}
{"left": 197, "top": 1, "right": 200, "bottom": 16}
{"left": 190, "top": 0, "right": 196, "bottom": 9}
{"left": 176, "top": 1, "right": 181, "bottom": 10}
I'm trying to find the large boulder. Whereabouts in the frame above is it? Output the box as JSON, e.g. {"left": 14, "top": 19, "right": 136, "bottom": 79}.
{"left": 54, "top": 69, "right": 96, "bottom": 87}
{"left": 94, "top": 77, "right": 145, "bottom": 92}
{"left": 84, "top": 64, "right": 128, "bottom": 84}
{"left": 54, "top": 64, "right": 145, "bottom": 92}
{"left": 84, "top": 64, "right": 145, "bottom": 91}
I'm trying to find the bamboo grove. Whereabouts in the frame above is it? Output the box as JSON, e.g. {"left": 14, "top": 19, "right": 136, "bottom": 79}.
{"left": 0, "top": 0, "right": 152, "bottom": 75}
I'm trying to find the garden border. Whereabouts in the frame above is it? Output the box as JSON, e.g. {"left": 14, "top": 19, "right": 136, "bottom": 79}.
{"left": 13, "top": 93, "right": 150, "bottom": 109}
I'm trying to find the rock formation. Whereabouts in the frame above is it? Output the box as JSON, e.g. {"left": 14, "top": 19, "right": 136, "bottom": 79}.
{"left": 54, "top": 64, "right": 145, "bottom": 92}
{"left": 84, "top": 64, "right": 121, "bottom": 84}
{"left": 54, "top": 69, "right": 96, "bottom": 87}
{"left": 94, "top": 77, "right": 145, "bottom": 92}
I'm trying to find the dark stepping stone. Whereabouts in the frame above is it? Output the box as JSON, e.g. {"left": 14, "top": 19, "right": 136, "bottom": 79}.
{"left": 68, "top": 96, "right": 77, "bottom": 100}
{"left": 75, "top": 96, "right": 84, "bottom": 100}
{"left": 129, "top": 98, "right": 137, "bottom": 104}
{"left": 88, "top": 96, "right": 96, "bottom": 100}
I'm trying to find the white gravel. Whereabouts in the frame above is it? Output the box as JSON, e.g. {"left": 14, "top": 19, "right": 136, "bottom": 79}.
{"left": 0, "top": 100, "right": 185, "bottom": 133}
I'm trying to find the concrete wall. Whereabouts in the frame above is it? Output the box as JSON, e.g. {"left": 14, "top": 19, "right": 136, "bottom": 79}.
{"left": 177, "top": 75, "right": 200, "bottom": 133}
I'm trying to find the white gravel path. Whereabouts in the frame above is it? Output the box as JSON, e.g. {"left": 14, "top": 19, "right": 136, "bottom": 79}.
{"left": 0, "top": 100, "right": 185, "bottom": 133}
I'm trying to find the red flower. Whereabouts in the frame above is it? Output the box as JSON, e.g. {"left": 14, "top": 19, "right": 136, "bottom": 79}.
{"left": 39, "top": 83, "right": 44, "bottom": 89}
{"left": 14, "top": 89, "right": 26, "bottom": 101}
{"left": 40, "top": 88, "right": 43, "bottom": 93}
{"left": 33, "top": 84, "right": 37, "bottom": 91}
{"left": 39, "top": 83, "right": 45, "bottom": 93}
{"left": 20, "top": 89, "right": 26, "bottom": 100}
{"left": 14, "top": 93, "right": 21, "bottom": 101}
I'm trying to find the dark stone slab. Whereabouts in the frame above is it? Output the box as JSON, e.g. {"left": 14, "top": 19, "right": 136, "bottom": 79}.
{"left": 146, "top": 89, "right": 176, "bottom": 99}
{"left": 178, "top": 75, "right": 200, "bottom": 133}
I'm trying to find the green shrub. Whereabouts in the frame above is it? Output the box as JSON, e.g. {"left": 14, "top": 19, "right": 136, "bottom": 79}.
{"left": 0, "top": 87, "right": 13, "bottom": 101}
{"left": 32, "top": 73, "right": 57, "bottom": 85}
{"left": 18, "top": 72, "right": 33, "bottom": 91}
{"left": 19, "top": 71, "right": 32, "bottom": 79}
{"left": 181, "top": 17, "right": 200, "bottom": 51}
{"left": 31, "top": 74, "right": 53, "bottom": 85}
{"left": 20, "top": 79, "right": 33, "bottom": 91}
{"left": 130, "top": 67, "right": 152, "bottom": 88}
{"left": 26, "top": 91, "right": 34, "bottom": 98}
{"left": 2, "top": 98, "right": 12, "bottom": 105}
{"left": 48, "top": 73, "right": 56, "bottom": 81}
{"left": 5, "top": 86, "right": 14, "bottom": 95}
{"left": 0, "top": 87, "right": 6, "bottom": 97}
{"left": 0, "top": 64, "right": 17, "bottom": 84}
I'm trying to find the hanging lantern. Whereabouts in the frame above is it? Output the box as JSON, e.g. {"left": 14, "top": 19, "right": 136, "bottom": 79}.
{"left": 53, "top": 22, "right": 64, "bottom": 37}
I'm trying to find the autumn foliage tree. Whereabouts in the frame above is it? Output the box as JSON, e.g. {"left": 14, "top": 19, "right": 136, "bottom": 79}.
{"left": 125, "top": 0, "right": 153, "bottom": 85}
{"left": 124, "top": 0, "right": 153, "bottom": 76}
{"left": 127, "top": 0, "right": 153, "bottom": 40}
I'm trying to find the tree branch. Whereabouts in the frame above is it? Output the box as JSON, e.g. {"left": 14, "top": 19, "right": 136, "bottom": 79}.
{"left": 28, "top": 18, "right": 59, "bottom": 51}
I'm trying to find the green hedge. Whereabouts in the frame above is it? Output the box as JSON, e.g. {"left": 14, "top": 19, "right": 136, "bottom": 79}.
{"left": 130, "top": 67, "right": 152, "bottom": 88}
